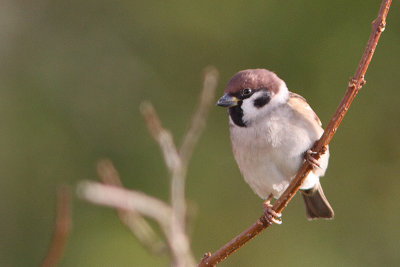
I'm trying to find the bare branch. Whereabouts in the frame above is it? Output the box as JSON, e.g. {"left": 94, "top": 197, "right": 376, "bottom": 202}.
{"left": 97, "top": 159, "right": 123, "bottom": 187}
{"left": 80, "top": 67, "right": 218, "bottom": 266}
{"left": 77, "top": 181, "right": 172, "bottom": 233}
{"left": 140, "top": 102, "right": 195, "bottom": 267}
{"left": 41, "top": 186, "right": 71, "bottom": 267}
{"left": 140, "top": 102, "right": 182, "bottom": 173}
{"left": 274, "top": 0, "right": 392, "bottom": 216}
{"left": 199, "top": 1, "right": 392, "bottom": 265}
{"left": 97, "top": 159, "right": 166, "bottom": 255}
{"left": 180, "top": 67, "right": 219, "bottom": 168}
{"left": 78, "top": 181, "right": 196, "bottom": 267}
{"left": 140, "top": 103, "right": 186, "bottom": 239}
{"left": 139, "top": 66, "right": 219, "bottom": 266}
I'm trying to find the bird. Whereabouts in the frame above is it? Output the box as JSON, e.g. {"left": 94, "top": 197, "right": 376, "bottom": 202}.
{"left": 217, "top": 69, "right": 334, "bottom": 223}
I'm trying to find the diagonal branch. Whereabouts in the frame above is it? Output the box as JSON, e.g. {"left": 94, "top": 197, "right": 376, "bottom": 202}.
{"left": 140, "top": 102, "right": 186, "bottom": 226}
{"left": 199, "top": 0, "right": 392, "bottom": 265}
{"left": 141, "top": 67, "right": 219, "bottom": 228}
{"left": 78, "top": 181, "right": 173, "bottom": 234}
{"left": 180, "top": 66, "right": 219, "bottom": 168}
{"left": 140, "top": 67, "right": 218, "bottom": 267}
{"left": 140, "top": 102, "right": 194, "bottom": 267}
{"left": 140, "top": 102, "right": 182, "bottom": 175}
{"left": 96, "top": 159, "right": 167, "bottom": 255}
{"left": 78, "top": 181, "right": 196, "bottom": 267}
{"left": 41, "top": 186, "right": 71, "bottom": 267}
{"left": 80, "top": 67, "right": 218, "bottom": 267}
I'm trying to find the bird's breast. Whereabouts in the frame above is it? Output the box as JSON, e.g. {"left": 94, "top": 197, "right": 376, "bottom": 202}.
{"left": 229, "top": 117, "right": 311, "bottom": 198}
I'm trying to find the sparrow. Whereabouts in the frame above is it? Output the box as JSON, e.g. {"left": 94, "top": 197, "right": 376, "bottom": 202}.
{"left": 217, "top": 69, "right": 334, "bottom": 222}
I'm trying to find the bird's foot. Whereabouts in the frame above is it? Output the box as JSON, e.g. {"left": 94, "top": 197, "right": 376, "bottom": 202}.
{"left": 262, "top": 201, "right": 282, "bottom": 225}
{"left": 306, "top": 149, "right": 321, "bottom": 169}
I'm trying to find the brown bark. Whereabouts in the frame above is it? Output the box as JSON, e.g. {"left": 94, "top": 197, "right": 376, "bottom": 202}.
{"left": 199, "top": 0, "right": 392, "bottom": 266}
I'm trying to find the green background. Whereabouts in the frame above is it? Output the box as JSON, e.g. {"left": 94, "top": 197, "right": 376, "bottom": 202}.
{"left": 1, "top": 1, "right": 399, "bottom": 266}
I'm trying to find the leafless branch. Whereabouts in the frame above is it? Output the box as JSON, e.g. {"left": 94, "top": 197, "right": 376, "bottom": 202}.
{"left": 140, "top": 102, "right": 193, "bottom": 267}
{"left": 96, "top": 159, "right": 166, "bottom": 255}
{"left": 80, "top": 67, "right": 218, "bottom": 267}
{"left": 78, "top": 181, "right": 172, "bottom": 233}
{"left": 139, "top": 67, "right": 218, "bottom": 266}
{"left": 140, "top": 102, "right": 182, "bottom": 175}
{"left": 180, "top": 66, "right": 219, "bottom": 168}
{"left": 78, "top": 180, "right": 195, "bottom": 266}
{"left": 41, "top": 186, "right": 71, "bottom": 267}
{"left": 140, "top": 101, "right": 186, "bottom": 225}
{"left": 79, "top": 172, "right": 195, "bottom": 266}
{"left": 199, "top": 1, "right": 392, "bottom": 266}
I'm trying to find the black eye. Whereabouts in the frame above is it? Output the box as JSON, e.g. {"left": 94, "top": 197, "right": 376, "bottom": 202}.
{"left": 242, "top": 88, "right": 252, "bottom": 96}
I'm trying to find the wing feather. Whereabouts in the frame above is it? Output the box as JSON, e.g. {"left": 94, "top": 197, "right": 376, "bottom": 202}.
{"left": 288, "top": 92, "right": 322, "bottom": 127}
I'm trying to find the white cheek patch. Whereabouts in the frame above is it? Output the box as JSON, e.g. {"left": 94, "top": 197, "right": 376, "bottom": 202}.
{"left": 242, "top": 85, "right": 289, "bottom": 124}
{"left": 241, "top": 91, "right": 265, "bottom": 123}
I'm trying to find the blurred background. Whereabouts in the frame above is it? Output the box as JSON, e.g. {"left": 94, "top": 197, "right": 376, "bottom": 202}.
{"left": 1, "top": 0, "right": 399, "bottom": 266}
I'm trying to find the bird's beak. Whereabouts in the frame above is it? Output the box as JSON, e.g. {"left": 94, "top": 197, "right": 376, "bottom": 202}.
{"left": 216, "top": 93, "right": 238, "bottom": 107}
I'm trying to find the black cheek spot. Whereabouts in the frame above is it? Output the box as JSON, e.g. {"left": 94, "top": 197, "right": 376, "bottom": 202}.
{"left": 253, "top": 94, "right": 271, "bottom": 108}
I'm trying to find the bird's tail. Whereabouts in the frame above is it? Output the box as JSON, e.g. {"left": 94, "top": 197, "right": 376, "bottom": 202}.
{"left": 300, "top": 182, "right": 334, "bottom": 220}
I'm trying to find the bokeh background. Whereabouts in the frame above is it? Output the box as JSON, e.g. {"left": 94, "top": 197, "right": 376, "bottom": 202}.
{"left": 1, "top": 0, "right": 399, "bottom": 266}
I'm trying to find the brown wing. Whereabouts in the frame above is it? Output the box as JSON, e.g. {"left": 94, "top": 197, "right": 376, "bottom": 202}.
{"left": 288, "top": 92, "right": 328, "bottom": 176}
{"left": 288, "top": 92, "right": 322, "bottom": 127}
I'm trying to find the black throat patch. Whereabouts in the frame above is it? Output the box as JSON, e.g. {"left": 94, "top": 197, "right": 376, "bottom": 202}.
{"left": 228, "top": 101, "right": 246, "bottom": 127}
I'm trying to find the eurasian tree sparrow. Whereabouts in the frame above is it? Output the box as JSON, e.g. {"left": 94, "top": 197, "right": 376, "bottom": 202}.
{"left": 217, "top": 69, "right": 334, "bottom": 222}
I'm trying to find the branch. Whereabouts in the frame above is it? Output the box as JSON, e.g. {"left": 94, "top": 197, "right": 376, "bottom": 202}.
{"left": 180, "top": 66, "right": 219, "bottom": 168}
{"left": 140, "top": 102, "right": 186, "bottom": 226}
{"left": 140, "top": 67, "right": 219, "bottom": 227}
{"left": 140, "top": 67, "right": 218, "bottom": 266}
{"left": 96, "top": 159, "right": 167, "bottom": 255}
{"left": 77, "top": 181, "right": 172, "bottom": 234}
{"left": 140, "top": 102, "right": 182, "bottom": 175}
{"left": 79, "top": 67, "right": 218, "bottom": 267}
{"left": 140, "top": 102, "right": 194, "bottom": 267}
{"left": 78, "top": 181, "right": 196, "bottom": 267}
{"left": 199, "top": 1, "right": 392, "bottom": 265}
{"left": 41, "top": 186, "right": 71, "bottom": 267}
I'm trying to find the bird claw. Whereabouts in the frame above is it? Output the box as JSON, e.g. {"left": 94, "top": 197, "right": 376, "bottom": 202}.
{"left": 306, "top": 149, "right": 321, "bottom": 169}
{"left": 262, "top": 202, "right": 282, "bottom": 225}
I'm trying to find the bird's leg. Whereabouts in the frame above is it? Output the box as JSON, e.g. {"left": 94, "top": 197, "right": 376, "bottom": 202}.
{"left": 305, "top": 149, "right": 321, "bottom": 169}
{"left": 262, "top": 194, "right": 282, "bottom": 225}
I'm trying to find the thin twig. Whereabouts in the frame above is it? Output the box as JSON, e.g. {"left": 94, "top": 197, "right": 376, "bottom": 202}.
{"left": 180, "top": 66, "right": 219, "bottom": 168}
{"left": 140, "top": 102, "right": 186, "bottom": 226}
{"left": 78, "top": 180, "right": 195, "bottom": 267}
{"left": 140, "top": 102, "right": 194, "bottom": 267}
{"left": 80, "top": 67, "right": 218, "bottom": 266}
{"left": 41, "top": 186, "right": 71, "bottom": 267}
{"left": 140, "top": 102, "right": 182, "bottom": 174}
{"left": 199, "top": 1, "right": 392, "bottom": 265}
{"left": 97, "top": 159, "right": 166, "bottom": 255}
{"left": 139, "top": 67, "right": 219, "bottom": 266}
{"left": 77, "top": 181, "right": 172, "bottom": 234}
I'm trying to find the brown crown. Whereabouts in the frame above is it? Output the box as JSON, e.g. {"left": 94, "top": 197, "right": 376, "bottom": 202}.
{"left": 225, "top": 69, "right": 283, "bottom": 95}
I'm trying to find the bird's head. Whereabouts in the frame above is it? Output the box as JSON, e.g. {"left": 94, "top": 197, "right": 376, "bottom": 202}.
{"left": 217, "top": 69, "right": 289, "bottom": 127}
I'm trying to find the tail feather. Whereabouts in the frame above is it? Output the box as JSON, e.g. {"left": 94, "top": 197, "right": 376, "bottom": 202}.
{"left": 301, "top": 182, "right": 334, "bottom": 220}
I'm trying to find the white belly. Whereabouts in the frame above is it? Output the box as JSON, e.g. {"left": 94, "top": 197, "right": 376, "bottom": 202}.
{"left": 229, "top": 116, "right": 322, "bottom": 199}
